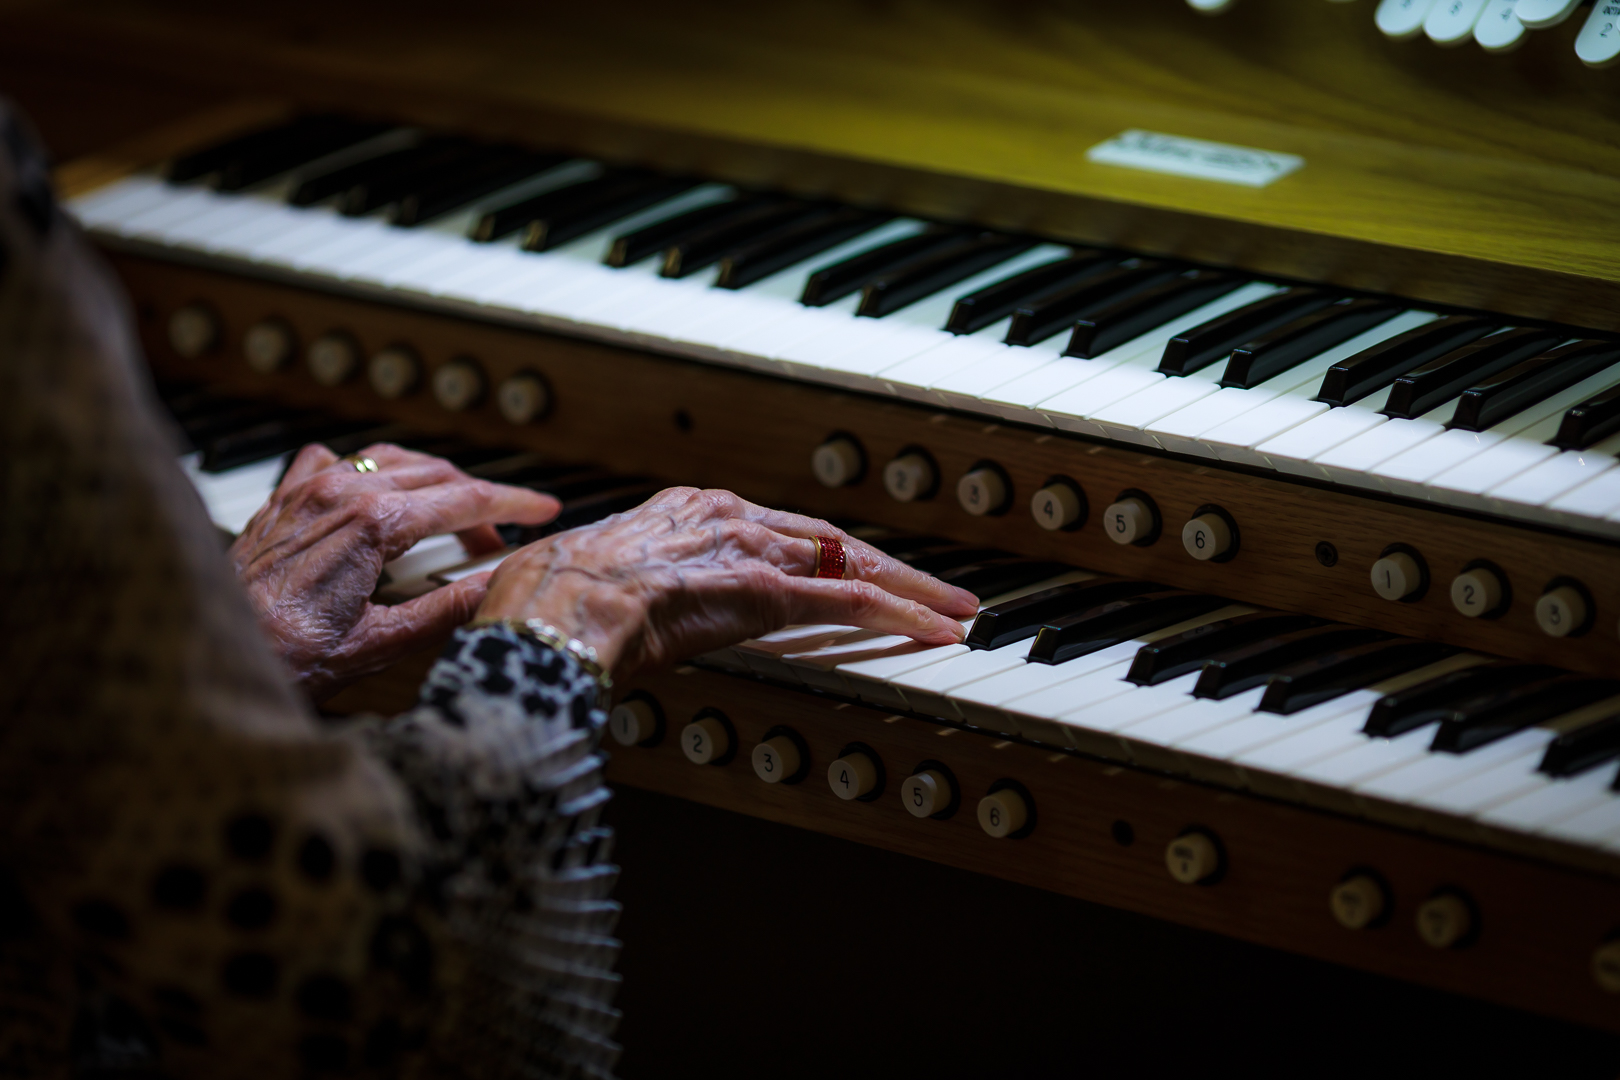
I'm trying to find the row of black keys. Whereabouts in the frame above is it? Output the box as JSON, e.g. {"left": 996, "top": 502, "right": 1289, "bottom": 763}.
{"left": 167, "top": 116, "right": 1620, "bottom": 450}
{"left": 931, "top": 561, "right": 1620, "bottom": 779}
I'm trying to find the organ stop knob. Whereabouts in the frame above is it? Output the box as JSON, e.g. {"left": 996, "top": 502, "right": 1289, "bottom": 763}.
{"left": 1370, "top": 552, "right": 1424, "bottom": 601}
{"left": 882, "top": 452, "right": 936, "bottom": 502}
{"left": 1451, "top": 566, "right": 1506, "bottom": 618}
{"left": 957, "top": 465, "right": 1009, "bottom": 516}
{"left": 1030, "top": 480, "right": 1084, "bottom": 531}
{"left": 168, "top": 303, "right": 219, "bottom": 359}
{"left": 368, "top": 345, "right": 421, "bottom": 399}
{"left": 1181, "top": 511, "right": 1234, "bottom": 561}
{"left": 1416, "top": 892, "right": 1474, "bottom": 948}
{"left": 1103, "top": 496, "right": 1156, "bottom": 546}
{"left": 827, "top": 749, "right": 880, "bottom": 800}
{"left": 242, "top": 318, "right": 295, "bottom": 373}
{"left": 1535, "top": 585, "right": 1588, "bottom": 637}
{"left": 811, "top": 436, "right": 864, "bottom": 488}
{"left": 901, "top": 770, "right": 951, "bottom": 818}
{"left": 432, "top": 358, "right": 485, "bottom": 412}
{"left": 977, "top": 788, "right": 1029, "bottom": 838}
{"left": 307, "top": 332, "right": 360, "bottom": 386}
{"left": 680, "top": 713, "right": 731, "bottom": 765}
{"left": 751, "top": 735, "right": 802, "bottom": 784}
{"left": 1330, "top": 875, "right": 1387, "bottom": 930}
{"left": 1592, "top": 940, "right": 1620, "bottom": 993}
{"left": 1165, "top": 831, "right": 1221, "bottom": 884}
{"left": 608, "top": 697, "right": 661, "bottom": 747}
{"left": 497, "top": 371, "right": 551, "bottom": 424}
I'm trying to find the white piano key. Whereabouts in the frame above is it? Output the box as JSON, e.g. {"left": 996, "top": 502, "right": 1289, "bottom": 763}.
{"left": 837, "top": 643, "right": 971, "bottom": 708}
{"left": 930, "top": 339, "right": 1069, "bottom": 417}
{"left": 1044, "top": 366, "right": 1169, "bottom": 436}
{"left": 1375, "top": 428, "right": 1509, "bottom": 497}
{"left": 1543, "top": 796, "right": 1620, "bottom": 848}
{"left": 1547, "top": 467, "right": 1620, "bottom": 521}
{"left": 1109, "top": 684, "right": 1262, "bottom": 749}
{"left": 1477, "top": 767, "right": 1617, "bottom": 833}
{"left": 889, "top": 645, "right": 1034, "bottom": 718}
{"left": 1353, "top": 728, "right": 1553, "bottom": 803}
{"left": 158, "top": 198, "right": 285, "bottom": 250}
{"left": 118, "top": 188, "right": 237, "bottom": 240}
{"left": 1312, "top": 411, "right": 1449, "bottom": 491}
{"left": 1175, "top": 693, "right": 1375, "bottom": 773}
{"left": 1486, "top": 435, "right": 1620, "bottom": 510}
{"left": 1253, "top": 390, "right": 1395, "bottom": 479}
{"left": 1059, "top": 672, "right": 1211, "bottom": 737}
{"left": 381, "top": 533, "right": 471, "bottom": 590}
{"left": 1292, "top": 725, "right": 1434, "bottom": 790}
{"left": 1418, "top": 749, "right": 1557, "bottom": 817}
{"left": 1087, "top": 375, "right": 1223, "bottom": 449}
{"left": 880, "top": 331, "right": 1009, "bottom": 403}
{"left": 68, "top": 175, "right": 171, "bottom": 227}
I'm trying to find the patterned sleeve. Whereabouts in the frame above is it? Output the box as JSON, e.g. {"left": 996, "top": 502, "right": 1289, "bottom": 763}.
{"left": 0, "top": 99, "right": 620, "bottom": 1079}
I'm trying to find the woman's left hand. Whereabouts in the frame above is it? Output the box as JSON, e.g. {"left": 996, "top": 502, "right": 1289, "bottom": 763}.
{"left": 230, "top": 442, "right": 559, "bottom": 700}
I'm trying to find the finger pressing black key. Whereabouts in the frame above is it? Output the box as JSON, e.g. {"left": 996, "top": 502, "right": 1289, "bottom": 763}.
{"left": 858, "top": 233, "right": 1035, "bottom": 317}
{"left": 1382, "top": 327, "right": 1564, "bottom": 420}
{"left": 1193, "top": 625, "right": 1389, "bottom": 700}
{"left": 1005, "top": 259, "right": 1177, "bottom": 347}
{"left": 391, "top": 149, "right": 566, "bottom": 226}
{"left": 1552, "top": 380, "right": 1620, "bottom": 450}
{"left": 1448, "top": 339, "right": 1619, "bottom": 432}
{"left": 1219, "top": 298, "right": 1402, "bottom": 389}
{"left": 800, "top": 226, "right": 968, "bottom": 307}
{"left": 606, "top": 194, "right": 776, "bottom": 268}
{"left": 661, "top": 200, "right": 819, "bottom": 278}
{"left": 1066, "top": 269, "right": 1243, "bottom": 359}
{"left": 1029, "top": 591, "right": 1230, "bottom": 666}
{"left": 1540, "top": 706, "right": 1620, "bottom": 777}
{"left": 1315, "top": 315, "right": 1497, "bottom": 407}
{"left": 1362, "top": 661, "right": 1560, "bottom": 737}
{"left": 1430, "top": 675, "right": 1620, "bottom": 754}
{"left": 945, "top": 250, "right": 1115, "bottom": 335}
{"left": 716, "top": 207, "right": 891, "bottom": 290}
{"left": 967, "top": 578, "right": 1159, "bottom": 651}
{"left": 1258, "top": 638, "right": 1460, "bottom": 715}
{"left": 1127, "top": 611, "right": 1323, "bottom": 686}
{"left": 1158, "top": 287, "right": 1333, "bottom": 377}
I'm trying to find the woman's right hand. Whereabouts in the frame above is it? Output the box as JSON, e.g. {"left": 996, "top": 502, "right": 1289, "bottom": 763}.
{"left": 476, "top": 487, "right": 979, "bottom": 679}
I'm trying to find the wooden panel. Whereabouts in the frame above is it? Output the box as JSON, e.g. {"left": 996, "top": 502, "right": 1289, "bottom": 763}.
{"left": 117, "top": 255, "right": 1620, "bottom": 677}
{"left": 16, "top": 0, "right": 1620, "bottom": 328}
{"left": 608, "top": 665, "right": 1620, "bottom": 1034}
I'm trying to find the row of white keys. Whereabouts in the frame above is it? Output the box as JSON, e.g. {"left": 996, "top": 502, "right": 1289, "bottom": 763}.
{"left": 1481, "top": 433, "right": 1620, "bottom": 526}
{"left": 180, "top": 451, "right": 289, "bottom": 534}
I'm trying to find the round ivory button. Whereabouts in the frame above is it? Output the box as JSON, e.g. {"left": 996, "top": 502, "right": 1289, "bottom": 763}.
{"left": 168, "top": 303, "right": 219, "bottom": 359}
{"left": 902, "top": 770, "right": 951, "bottom": 818}
{"left": 307, "top": 332, "right": 360, "bottom": 386}
{"left": 368, "top": 346, "right": 420, "bottom": 399}
{"left": 1535, "top": 586, "right": 1588, "bottom": 637}
{"left": 1330, "top": 875, "right": 1386, "bottom": 930}
{"left": 1450, "top": 567, "right": 1505, "bottom": 618}
{"left": 608, "top": 699, "right": 658, "bottom": 747}
{"left": 1370, "top": 552, "right": 1423, "bottom": 601}
{"left": 497, "top": 371, "right": 551, "bottom": 424}
{"left": 1181, "top": 512, "right": 1233, "bottom": 561}
{"left": 1165, "top": 832, "right": 1221, "bottom": 884}
{"left": 956, "top": 467, "right": 1008, "bottom": 516}
{"left": 811, "top": 437, "right": 864, "bottom": 488}
{"left": 680, "top": 716, "right": 730, "bottom": 765}
{"left": 242, "top": 318, "right": 295, "bottom": 373}
{"left": 751, "top": 736, "right": 802, "bottom": 784}
{"left": 1415, "top": 893, "right": 1472, "bottom": 948}
{"left": 1592, "top": 940, "right": 1620, "bottom": 993}
{"left": 1103, "top": 497, "right": 1154, "bottom": 546}
{"left": 1030, "top": 483, "right": 1083, "bottom": 531}
{"left": 882, "top": 453, "right": 936, "bottom": 502}
{"left": 827, "top": 751, "right": 879, "bottom": 800}
{"left": 432, "top": 359, "right": 485, "bottom": 412}
{"left": 977, "top": 789, "right": 1029, "bottom": 837}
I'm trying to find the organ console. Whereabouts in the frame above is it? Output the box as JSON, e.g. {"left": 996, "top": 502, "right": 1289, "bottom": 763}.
{"left": 15, "top": 0, "right": 1620, "bottom": 1051}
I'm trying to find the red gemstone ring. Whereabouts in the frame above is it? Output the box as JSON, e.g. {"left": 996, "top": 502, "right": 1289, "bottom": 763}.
{"left": 814, "top": 536, "right": 846, "bottom": 579}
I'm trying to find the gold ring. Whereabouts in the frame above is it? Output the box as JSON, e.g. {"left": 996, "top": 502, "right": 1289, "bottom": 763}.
{"left": 341, "top": 454, "right": 379, "bottom": 474}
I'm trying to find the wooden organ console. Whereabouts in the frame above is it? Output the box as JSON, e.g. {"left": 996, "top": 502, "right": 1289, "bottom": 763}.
{"left": 12, "top": 0, "right": 1620, "bottom": 1060}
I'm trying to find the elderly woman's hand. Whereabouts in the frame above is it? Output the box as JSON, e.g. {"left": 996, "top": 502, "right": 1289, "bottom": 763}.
{"left": 476, "top": 487, "right": 980, "bottom": 679}
{"left": 231, "top": 442, "right": 559, "bottom": 700}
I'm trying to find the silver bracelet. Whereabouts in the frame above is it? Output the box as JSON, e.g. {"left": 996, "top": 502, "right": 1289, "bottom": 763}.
{"left": 469, "top": 617, "right": 614, "bottom": 704}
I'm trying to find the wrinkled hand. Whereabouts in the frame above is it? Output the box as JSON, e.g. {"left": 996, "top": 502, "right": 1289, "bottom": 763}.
{"left": 477, "top": 487, "right": 979, "bottom": 679}
{"left": 231, "top": 443, "right": 558, "bottom": 700}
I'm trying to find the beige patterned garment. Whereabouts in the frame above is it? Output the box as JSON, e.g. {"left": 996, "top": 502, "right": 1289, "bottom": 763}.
{"left": 0, "top": 102, "right": 621, "bottom": 1078}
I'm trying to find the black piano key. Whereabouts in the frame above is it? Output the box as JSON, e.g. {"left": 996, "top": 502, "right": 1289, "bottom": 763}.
{"left": 966, "top": 579, "right": 1159, "bottom": 651}
{"left": 1157, "top": 287, "right": 1333, "bottom": 377}
{"left": 1126, "top": 611, "right": 1324, "bottom": 686}
{"left": 469, "top": 457, "right": 592, "bottom": 485}
{"left": 1382, "top": 327, "right": 1564, "bottom": 420}
{"left": 800, "top": 227, "right": 969, "bottom": 307}
{"left": 716, "top": 207, "right": 890, "bottom": 290}
{"left": 1005, "top": 259, "right": 1177, "bottom": 348}
{"left": 1448, "top": 339, "right": 1619, "bottom": 433}
{"left": 214, "top": 117, "right": 392, "bottom": 193}
{"left": 391, "top": 149, "right": 566, "bottom": 226}
{"left": 1552, "top": 381, "right": 1620, "bottom": 450}
{"left": 857, "top": 233, "right": 1036, "bottom": 318}
{"left": 1258, "top": 638, "right": 1461, "bottom": 715}
{"left": 1218, "top": 298, "right": 1401, "bottom": 390}
{"left": 1315, "top": 315, "right": 1499, "bottom": 407}
{"left": 661, "top": 200, "right": 818, "bottom": 278}
{"left": 1065, "top": 269, "right": 1243, "bottom": 359}
{"left": 1540, "top": 708, "right": 1620, "bottom": 777}
{"left": 864, "top": 534, "right": 956, "bottom": 559}
{"left": 201, "top": 416, "right": 390, "bottom": 473}
{"left": 944, "top": 250, "right": 1115, "bottom": 335}
{"left": 531, "top": 484, "right": 665, "bottom": 535}
{"left": 167, "top": 115, "right": 343, "bottom": 184}
{"left": 905, "top": 547, "right": 1012, "bottom": 574}
{"left": 1361, "top": 662, "right": 1561, "bottom": 738}
{"left": 289, "top": 139, "right": 462, "bottom": 208}
{"left": 1028, "top": 592, "right": 1230, "bottom": 666}
{"left": 1193, "top": 625, "right": 1390, "bottom": 700}
{"left": 1430, "top": 675, "right": 1620, "bottom": 754}
{"left": 938, "top": 560, "right": 1073, "bottom": 599}
{"left": 177, "top": 401, "right": 292, "bottom": 447}
{"left": 471, "top": 171, "right": 680, "bottom": 245}
{"left": 606, "top": 195, "right": 779, "bottom": 268}
{"left": 321, "top": 422, "right": 416, "bottom": 458}
{"left": 340, "top": 142, "right": 509, "bottom": 217}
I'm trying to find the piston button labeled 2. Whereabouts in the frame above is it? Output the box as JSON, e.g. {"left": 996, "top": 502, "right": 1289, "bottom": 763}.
{"left": 680, "top": 714, "right": 731, "bottom": 765}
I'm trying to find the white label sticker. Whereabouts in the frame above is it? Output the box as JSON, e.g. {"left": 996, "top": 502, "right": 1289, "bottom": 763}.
{"left": 1086, "top": 130, "right": 1304, "bottom": 188}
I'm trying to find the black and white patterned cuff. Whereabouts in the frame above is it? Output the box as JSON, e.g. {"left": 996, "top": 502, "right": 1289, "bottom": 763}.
{"left": 419, "top": 623, "right": 606, "bottom": 733}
